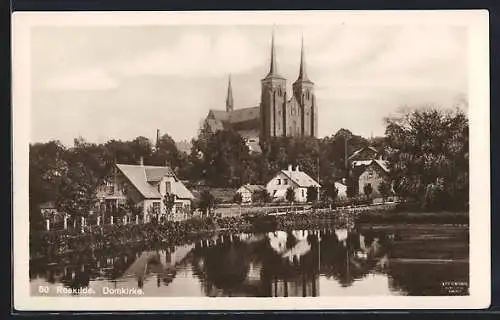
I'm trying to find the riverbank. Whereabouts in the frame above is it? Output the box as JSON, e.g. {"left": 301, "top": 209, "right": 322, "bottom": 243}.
{"left": 30, "top": 208, "right": 468, "bottom": 260}
{"left": 354, "top": 210, "right": 469, "bottom": 225}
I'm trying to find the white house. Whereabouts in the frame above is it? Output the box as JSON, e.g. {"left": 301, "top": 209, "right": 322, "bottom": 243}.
{"left": 335, "top": 181, "right": 348, "bottom": 199}
{"left": 99, "top": 159, "right": 195, "bottom": 222}
{"left": 235, "top": 184, "right": 266, "bottom": 203}
{"left": 266, "top": 165, "right": 321, "bottom": 203}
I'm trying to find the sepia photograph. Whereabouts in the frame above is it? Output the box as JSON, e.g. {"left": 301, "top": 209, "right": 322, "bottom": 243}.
{"left": 12, "top": 10, "right": 490, "bottom": 310}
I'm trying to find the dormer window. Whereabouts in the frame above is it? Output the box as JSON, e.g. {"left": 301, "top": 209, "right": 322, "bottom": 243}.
{"left": 165, "top": 181, "right": 171, "bottom": 193}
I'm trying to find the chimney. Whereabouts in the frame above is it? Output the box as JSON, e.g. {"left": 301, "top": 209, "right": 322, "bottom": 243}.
{"left": 139, "top": 156, "right": 144, "bottom": 166}
{"left": 295, "top": 165, "right": 300, "bottom": 172}
{"left": 288, "top": 164, "right": 292, "bottom": 171}
{"left": 156, "top": 129, "right": 160, "bottom": 150}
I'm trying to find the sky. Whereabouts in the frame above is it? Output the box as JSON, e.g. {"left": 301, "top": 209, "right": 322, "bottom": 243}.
{"left": 30, "top": 23, "right": 468, "bottom": 146}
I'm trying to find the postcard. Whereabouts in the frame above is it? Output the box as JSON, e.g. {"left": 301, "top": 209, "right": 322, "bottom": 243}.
{"left": 12, "top": 10, "right": 490, "bottom": 311}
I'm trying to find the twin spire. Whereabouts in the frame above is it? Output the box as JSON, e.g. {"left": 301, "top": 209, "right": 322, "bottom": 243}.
{"left": 226, "top": 31, "right": 311, "bottom": 111}
{"left": 265, "top": 30, "right": 311, "bottom": 83}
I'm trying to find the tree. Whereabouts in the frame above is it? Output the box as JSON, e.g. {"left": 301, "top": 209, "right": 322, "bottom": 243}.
{"left": 363, "top": 183, "right": 373, "bottom": 200}
{"left": 163, "top": 193, "right": 176, "bottom": 217}
{"left": 199, "top": 190, "right": 215, "bottom": 216}
{"left": 286, "top": 187, "right": 295, "bottom": 203}
{"left": 378, "top": 180, "right": 391, "bottom": 203}
{"left": 252, "top": 189, "right": 271, "bottom": 204}
{"left": 306, "top": 186, "right": 318, "bottom": 203}
{"left": 189, "top": 130, "right": 250, "bottom": 187}
{"left": 346, "top": 180, "right": 357, "bottom": 198}
{"left": 233, "top": 192, "right": 243, "bottom": 204}
{"left": 384, "top": 104, "right": 469, "bottom": 210}
{"left": 29, "top": 141, "right": 68, "bottom": 230}
{"left": 321, "top": 181, "right": 339, "bottom": 205}
{"left": 151, "top": 133, "right": 188, "bottom": 177}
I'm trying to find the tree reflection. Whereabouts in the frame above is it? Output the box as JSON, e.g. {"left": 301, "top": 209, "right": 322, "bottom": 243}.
{"left": 30, "top": 226, "right": 468, "bottom": 297}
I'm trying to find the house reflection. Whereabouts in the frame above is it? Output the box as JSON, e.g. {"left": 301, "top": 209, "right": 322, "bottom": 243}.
{"left": 30, "top": 226, "right": 467, "bottom": 297}
{"left": 188, "top": 228, "right": 390, "bottom": 297}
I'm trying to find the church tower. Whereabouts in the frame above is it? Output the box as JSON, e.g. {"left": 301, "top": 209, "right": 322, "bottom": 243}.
{"left": 292, "top": 37, "right": 317, "bottom": 137}
{"left": 226, "top": 74, "right": 234, "bottom": 112}
{"left": 260, "top": 30, "right": 287, "bottom": 140}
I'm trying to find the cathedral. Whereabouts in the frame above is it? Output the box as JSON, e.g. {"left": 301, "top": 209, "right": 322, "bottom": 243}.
{"left": 204, "top": 32, "right": 318, "bottom": 145}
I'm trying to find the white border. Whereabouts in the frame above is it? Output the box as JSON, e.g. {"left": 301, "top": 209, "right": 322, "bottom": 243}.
{"left": 12, "top": 10, "right": 491, "bottom": 311}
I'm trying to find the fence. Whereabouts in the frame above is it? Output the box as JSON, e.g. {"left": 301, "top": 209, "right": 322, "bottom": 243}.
{"left": 43, "top": 211, "right": 194, "bottom": 232}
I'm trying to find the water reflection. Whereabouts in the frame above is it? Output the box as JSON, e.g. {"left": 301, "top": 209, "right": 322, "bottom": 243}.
{"left": 30, "top": 226, "right": 469, "bottom": 297}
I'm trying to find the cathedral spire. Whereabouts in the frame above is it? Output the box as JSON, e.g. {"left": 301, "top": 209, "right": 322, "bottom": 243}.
{"left": 296, "top": 36, "right": 311, "bottom": 83}
{"left": 226, "top": 74, "right": 234, "bottom": 112}
{"left": 265, "top": 28, "right": 282, "bottom": 79}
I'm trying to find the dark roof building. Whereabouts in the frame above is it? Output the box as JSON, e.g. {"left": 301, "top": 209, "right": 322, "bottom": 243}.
{"left": 203, "top": 31, "right": 319, "bottom": 147}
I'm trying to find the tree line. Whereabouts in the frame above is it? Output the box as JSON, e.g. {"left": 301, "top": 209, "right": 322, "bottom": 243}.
{"left": 29, "top": 104, "right": 469, "bottom": 228}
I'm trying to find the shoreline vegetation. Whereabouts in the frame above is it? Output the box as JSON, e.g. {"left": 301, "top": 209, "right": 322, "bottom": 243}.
{"left": 30, "top": 205, "right": 468, "bottom": 261}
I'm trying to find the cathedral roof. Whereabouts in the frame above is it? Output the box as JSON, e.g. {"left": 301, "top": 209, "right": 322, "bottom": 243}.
{"left": 228, "top": 106, "right": 260, "bottom": 123}
{"left": 208, "top": 109, "right": 230, "bottom": 121}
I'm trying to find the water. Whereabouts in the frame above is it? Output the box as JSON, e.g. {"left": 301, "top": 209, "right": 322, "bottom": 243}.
{"left": 30, "top": 224, "right": 469, "bottom": 297}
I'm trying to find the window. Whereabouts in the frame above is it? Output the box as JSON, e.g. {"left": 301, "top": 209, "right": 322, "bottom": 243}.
{"left": 284, "top": 179, "right": 288, "bottom": 185}
{"left": 277, "top": 179, "right": 281, "bottom": 185}
{"left": 273, "top": 190, "right": 277, "bottom": 195}
{"left": 165, "top": 181, "right": 171, "bottom": 193}
{"left": 302, "top": 189, "right": 305, "bottom": 197}
{"left": 152, "top": 202, "right": 160, "bottom": 214}
{"left": 175, "top": 203, "right": 183, "bottom": 213}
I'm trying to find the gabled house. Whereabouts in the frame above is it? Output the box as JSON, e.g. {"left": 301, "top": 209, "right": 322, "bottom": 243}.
{"left": 334, "top": 181, "right": 348, "bottom": 199}
{"left": 98, "top": 160, "right": 194, "bottom": 221}
{"left": 352, "top": 159, "right": 390, "bottom": 198}
{"left": 39, "top": 201, "right": 59, "bottom": 220}
{"left": 236, "top": 184, "right": 266, "bottom": 203}
{"left": 266, "top": 165, "right": 321, "bottom": 203}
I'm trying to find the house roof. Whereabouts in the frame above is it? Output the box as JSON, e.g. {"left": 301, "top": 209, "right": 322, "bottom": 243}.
{"left": 116, "top": 164, "right": 194, "bottom": 200}
{"left": 334, "top": 181, "right": 347, "bottom": 188}
{"left": 240, "top": 184, "right": 266, "bottom": 193}
{"left": 279, "top": 169, "right": 321, "bottom": 188}
{"left": 352, "top": 159, "right": 390, "bottom": 173}
{"left": 170, "top": 180, "right": 195, "bottom": 200}
{"left": 117, "top": 164, "right": 162, "bottom": 199}
{"left": 144, "top": 166, "right": 175, "bottom": 182}
{"left": 348, "top": 146, "right": 379, "bottom": 160}
{"left": 40, "top": 201, "right": 56, "bottom": 209}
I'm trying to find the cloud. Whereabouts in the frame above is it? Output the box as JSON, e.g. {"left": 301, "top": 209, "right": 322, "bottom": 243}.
{"left": 30, "top": 24, "right": 468, "bottom": 145}
{"left": 118, "top": 29, "right": 266, "bottom": 78}
{"left": 44, "top": 68, "right": 119, "bottom": 91}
